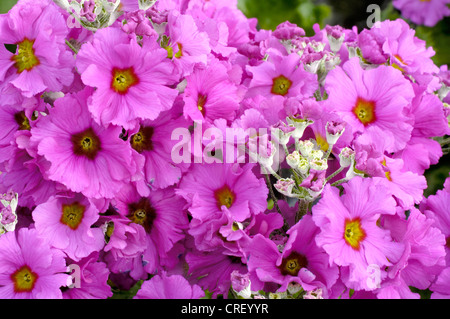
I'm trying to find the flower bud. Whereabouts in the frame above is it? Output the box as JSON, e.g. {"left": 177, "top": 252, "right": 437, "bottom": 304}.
{"left": 274, "top": 178, "right": 296, "bottom": 197}
{"left": 286, "top": 151, "right": 301, "bottom": 169}
{"left": 310, "top": 158, "right": 328, "bottom": 171}
{"left": 271, "top": 122, "right": 296, "bottom": 146}
{"left": 325, "top": 121, "right": 345, "bottom": 146}
{"left": 298, "top": 140, "right": 315, "bottom": 157}
{"left": 339, "top": 147, "right": 355, "bottom": 168}
{"left": 286, "top": 117, "right": 314, "bottom": 139}
{"left": 230, "top": 271, "right": 252, "bottom": 299}
{"left": 0, "top": 192, "right": 18, "bottom": 235}
{"left": 309, "top": 149, "right": 324, "bottom": 160}
{"left": 326, "top": 25, "right": 345, "bottom": 53}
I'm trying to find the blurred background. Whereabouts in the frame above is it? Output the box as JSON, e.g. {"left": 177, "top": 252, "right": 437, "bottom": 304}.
{"left": 1, "top": 0, "right": 449, "bottom": 194}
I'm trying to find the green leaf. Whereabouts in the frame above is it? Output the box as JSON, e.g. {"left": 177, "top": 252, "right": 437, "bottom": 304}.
{"left": 0, "top": 0, "right": 17, "bottom": 14}
{"left": 108, "top": 280, "right": 143, "bottom": 299}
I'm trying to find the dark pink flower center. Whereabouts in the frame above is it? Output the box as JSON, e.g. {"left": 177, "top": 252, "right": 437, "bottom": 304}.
{"left": 71, "top": 128, "right": 102, "bottom": 160}
{"left": 279, "top": 251, "right": 308, "bottom": 276}
{"left": 127, "top": 198, "right": 156, "bottom": 233}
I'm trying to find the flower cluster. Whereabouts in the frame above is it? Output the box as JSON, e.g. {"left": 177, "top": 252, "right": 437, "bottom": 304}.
{"left": 0, "top": 0, "right": 449, "bottom": 299}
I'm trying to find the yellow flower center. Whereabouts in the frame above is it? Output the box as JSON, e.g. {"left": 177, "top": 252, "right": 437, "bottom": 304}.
{"left": 278, "top": 251, "right": 308, "bottom": 276}
{"left": 60, "top": 202, "right": 86, "bottom": 230}
{"left": 166, "top": 42, "right": 183, "bottom": 59}
{"left": 11, "top": 265, "right": 38, "bottom": 293}
{"left": 344, "top": 218, "right": 366, "bottom": 250}
{"left": 271, "top": 75, "right": 292, "bottom": 96}
{"left": 111, "top": 67, "right": 139, "bottom": 94}
{"left": 315, "top": 133, "right": 329, "bottom": 152}
{"left": 392, "top": 54, "right": 407, "bottom": 72}
{"left": 130, "top": 126, "right": 154, "bottom": 153}
{"left": 214, "top": 185, "right": 236, "bottom": 209}
{"left": 353, "top": 97, "right": 376, "bottom": 126}
{"left": 14, "top": 111, "right": 31, "bottom": 131}
{"left": 197, "top": 94, "right": 207, "bottom": 117}
{"left": 381, "top": 158, "right": 393, "bottom": 181}
{"left": 11, "top": 38, "right": 40, "bottom": 73}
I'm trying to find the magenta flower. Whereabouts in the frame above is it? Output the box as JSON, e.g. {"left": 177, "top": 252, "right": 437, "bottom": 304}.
{"left": 29, "top": 88, "right": 139, "bottom": 199}
{"left": 177, "top": 163, "right": 268, "bottom": 222}
{"left": 114, "top": 184, "right": 189, "bottom": 274}
{"left": 312, "top": 177, "right": 405, "bottom": 291}
{"left": 395, "top": 85, "right": 449, "bottom": 174}
{"left": 101, "top": 214, "right": 147, "bottom": 260}
{"left": 63, "top": 252, "right": 112, "bottom": 299}
{"left": 382, "top": 208, "right": 446, "bottom": 291}
{"left": 183, "top": 58, "right": 240, "bottom": 124}
{"left": 325, "top": 57, "right": 415, "bottom": 153}
{"left": 430, "top": 268, "right": 450, "bottom": 299}
{"left": 376, "top": 156, "right": 427, "bottom": 210}
{"left": 128, "top": 108, "right": 191, "bottom": 189}
{"left": 376, "top": 19, "right": 439, "bottom": 76}
{"left": 246, "top": 52, "right": 318, "bottom": 100}
{"left": 134, "top": 272, "right": 204, "bottom": 299}
{"left": 421, "top": 188, "right": 450, "bottom": 266}
{"left": 32, "top": 193, "right": 105, "bottom": 261}
{"left": 0, "top": 103, "right": 32, "bottom": 166}
{"left": 185, "top": 247, "right": 247, "bottom": 297}
{"left": 393, "top": 0, "right": 450, "bottom": 27}
{"left": 246, "top": 215, "right": 339, "bottom": 295}
{"left": 0, "top": 148, "right": 59, "bottom": 209}
{"left": 0, "top": 228, "right": 69, "bottom": 299}
{"left": 76, "top": 28, "right": 179, "bottom": 130}
{"left": 164, "top": 10, "right": 211, "bottom": 76}
{"left": 0, "top": 0, "right": 74, "bottom": 97}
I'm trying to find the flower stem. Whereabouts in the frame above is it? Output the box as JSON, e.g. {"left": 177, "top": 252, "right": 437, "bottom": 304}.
{"left": 295, "top": 199, "right": 309, "bottom": 224}
{"left": 326, "top": 166, "right": 345, "bottom": 183}
{"left": 331, "top": 177, "right": 348, "bottom": 187}
{"left": 65, "top": 39, "right": 78, "bottom": 54}
{"left": 262, "top": 167, "right": 289, "bottom": 232}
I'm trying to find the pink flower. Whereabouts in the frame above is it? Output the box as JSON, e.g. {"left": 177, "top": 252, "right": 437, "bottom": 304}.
{"left": 63, "top": 252, "right": 112, "bottom": 299}
{"left": 421, "top": 188, "right": 450, "bottom": 266}
{"left": 246, "top": 52, "right": 318, "bottom": 100}
{"left": 393, "top": 0, "right": 450, "bottom": 27}
{"left": 365, "top": 19, "right": 439, "bottom": 76}
{"left": 324, "top": 57, "right": 415, "bottom": 153}
{"left": 185, "top": 246, "right": 247, "bottom": 297}
{"left": 113, "top": 185, "right": 189, "bottom": 274}
{"left": 312, "top": 177, "right": 405, "bottom": 291}
{"left": 0, "top": 0, "right": 74, "bottom": 97}
{"left": 382, "top": 208, "right": 446, "bottom": 291}
{"left": 0, "top": 148, "right": 59, "bottom": 209}
{"left": 101, "top": 214, "right": 147, "bottom": 260}
{"left": 177, "top": 163, "right": 268, "bottom": 222}
{"left": 0, "top": 228, "right": 69, "bottom": 299}
{"left": 430, "top": 268, "right": 450, "bottom": 299}
{"left": 245, "top": 215, "right": 339, "bottom": 295}
{"left": 376, "top": 156, "right": 427, "bottom": 210}
{"left": 134, "top": 272, "right": 204, "bottom": 299}
{"left": 128, "top": 108, "right": 191, "bottom": 189}
{"left": 76, "top": 28, "right": 179, "bottom": 130}
{"left": 32, "top": 193, "right": 105, "bottom": 261}
{"left": 183, "top": 58, "right": 240, "bottom": 124}
{"left": 164, "top": 10, "right": 211, "bottom": 76}
{"left": 29, "top": 88, "right": 139, "bottom": 199}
